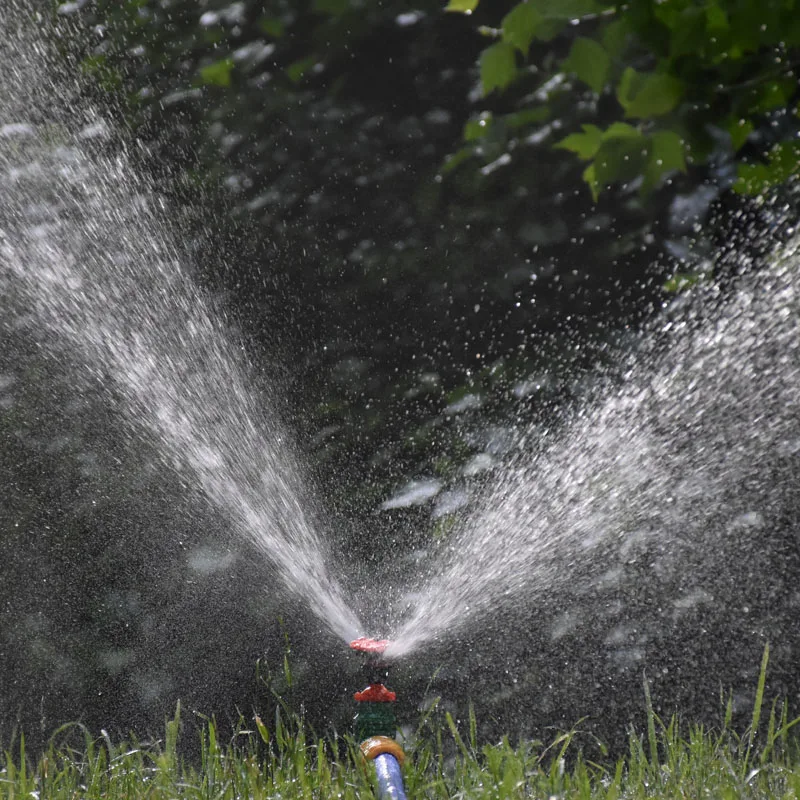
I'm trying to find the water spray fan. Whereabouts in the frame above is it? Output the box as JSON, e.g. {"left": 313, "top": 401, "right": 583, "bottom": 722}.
{"left": 350, "top": 637, "right": 407, "bottom": 800}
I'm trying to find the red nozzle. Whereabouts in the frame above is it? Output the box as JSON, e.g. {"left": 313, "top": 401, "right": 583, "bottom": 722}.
{"left": 354, "top": 683, "right": 397, "bottom": 702}
{"left": 350, "top": 637, "right": 391, "bottom": 655}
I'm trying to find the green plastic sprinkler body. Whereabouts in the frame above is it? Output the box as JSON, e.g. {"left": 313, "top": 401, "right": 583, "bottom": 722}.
{"left": 350, "top": 638, "right": 407, "bottom": 800}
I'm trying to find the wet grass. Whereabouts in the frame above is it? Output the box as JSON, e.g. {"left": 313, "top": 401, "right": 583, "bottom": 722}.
{"left": 3, "top": 647, "right": 800, "bottom": 799}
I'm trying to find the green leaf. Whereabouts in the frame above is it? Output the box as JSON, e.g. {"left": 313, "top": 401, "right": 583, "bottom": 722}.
{"left": 530, "top": 0, "right": 600, "bottom": 19}
{"left": 480, "top": 42, "right": 518, "bottom": 95}
{"left": 258, "top": 16, "right": 285, "bottom": 37}
{"left": 445, "top": 0, "right": 480, "bottom": 12}
{"left": 535, "top": 19, "right": 568, "bottom": 42}
{"left": 80, "top": 54, "right": 123, "bottom": 91}
{"left": 727, "top": 5, "right": 764, "bottom": 54}
{"left": 593, "top": 134, "right": 648, "bottom": 186}
{"left": 642, "top": 130, "right": 686, "bottom": 193}
{"left": 573, "top": 121, "right": 648, "bottom": 199}
{"left": 555, "top": 124, "right": 603, "bottom": 159}
{"left": 734, "top": 162, "right": 769, "bottom": 195}
{"left": 602, "top": 18, "right": 630, "bottom": 54}
{"left": 504, "top": 106, "right": 551, "bottom": 129}
{"left": 441, "top": 146, "right": 475, "bottom": 174}
{"left": 502, "top": 3, "right": 542, "bottom": 54}
{"left": 616, "top": 67, "right": 646, "bottom": 110}
{"left": 728, "top": 118, "right": 753, "bottom": 152}
{"left": 286, "top": 57, "right": 316, "bottom": 83}
{"left": 706, "top": 4, "right": 728, "bottom": 32}
{"left": 602, "top": 121, "right": 641, "bottom": 141}
{"left": 649, "top": 130, "right": 686, "bottom": 172}
{"left": 617, "top": 69, "right": 684, "bottom": 118}
{"left": 668, "top": 7, "right": 707, "bottom": 59}
{"left": 663, "top": 272, "right": 703, "bottom": 293}
{"left": 198, "top": 58, "right": 235, "bottom": 87}
{"left": 751, "top": 78, "right": 797, "bottom": 113}
{"left": 734, "top": 141, "right": 800, "bottom": 194}
{"left": 784, "top": 13, "right": 800, "bottom": 47}
{"left": 562, "top": 37, "right": 610, "bottom": 93}
{"left": 464, "top": 112, "right": 494, "bottom": 141}
{"left": 582, "top": 162, "right": 599, "bottom": 201}
{"left": 498, "top": 0, "right": 599, "bottom": 46}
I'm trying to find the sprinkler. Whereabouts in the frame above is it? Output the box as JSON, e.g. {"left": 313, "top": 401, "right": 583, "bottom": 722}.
{"left": 350, "top": 637, "right": 407, "bottom": 800}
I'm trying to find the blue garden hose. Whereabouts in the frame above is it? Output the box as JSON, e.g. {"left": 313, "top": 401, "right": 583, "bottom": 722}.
{"left": 374, "top": 753, "right": 407, "bottom": 800}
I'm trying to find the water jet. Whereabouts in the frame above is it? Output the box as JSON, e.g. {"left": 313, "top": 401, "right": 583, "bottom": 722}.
{"left": 0, "top": 5, "right": 362, "bottom": 651}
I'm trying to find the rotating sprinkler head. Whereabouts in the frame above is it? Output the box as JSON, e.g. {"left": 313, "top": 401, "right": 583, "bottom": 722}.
{"left": 350, "top": 637, "right": 407, "bottom": 800}
{"left": 350, "top": 637, "right": 397, "bottom": 737}
{"left": 350, "top": 637, "right": 393, "bottom": 691}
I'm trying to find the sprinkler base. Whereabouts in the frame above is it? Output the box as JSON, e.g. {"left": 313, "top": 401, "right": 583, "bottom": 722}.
{"left": 360, "top": 735, "right": 406, "bottom": 765}
{"left": 350, "top": 637, "right": 406, "bottom": 800}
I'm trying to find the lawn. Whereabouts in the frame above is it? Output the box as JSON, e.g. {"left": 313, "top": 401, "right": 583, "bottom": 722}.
{"left": 3, "top": 647, "right": 800, "bottom": 799}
